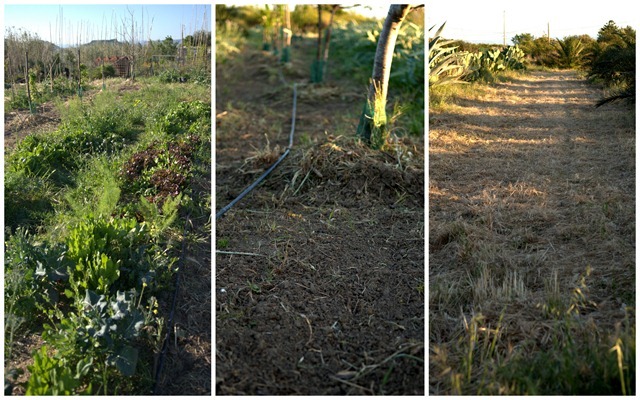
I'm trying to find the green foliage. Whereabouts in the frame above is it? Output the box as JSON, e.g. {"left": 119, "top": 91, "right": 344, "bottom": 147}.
{"left": 186, "top": 68, "right": 211, "bottom": 85}
{"left": 5, "top": 169, "right": 57, "bottom": 231}
{"left": 597, "top": 20, "right": 635, "bottom": 47}
{"left": 5, "top": 93, "right": 138, "bottom": 189}
{"left": 157, "top": 69, "right": 182, "bottom": 83}
{"left": 429, "top": 23, "right": 471, "bottom": 86}
{"left": 589, "top": 21, "right": 635, "bottom": 106}
{"left": 5, "top": 69, "right": 210, "bottom": 395}
{"left": 28, "top": 68, "right": 41, "bottom": 101}
{"left": 430, "top": 23, "right": 525, "bottom": 86}
{"left": 156, "top": 68, "right": 210, "bottom": 85}
{"left": 4, "top": 228, "right": 67, "bottom": 325}
{"left": 136, "top": 193, "right": 182, "bottom": 239}
{"left": 216, "top": 19, "right": 247, "bottom": 64}
{"left": 88, "top": 64, "right": 117, "bottom": 80}
{"left": 5, "top": 89, "right": 33, "bottom": 111}
{"left": 65, "top": 216, "right": 144, "bottom": 269}
{"left": 328, "top": 19, "right": 423, "bottom": 137}
{"left": 501, "top": 45, "right": 526, "bottom": 70}
{"left": 330, "top": 20, "right": 424, "bottom": 91}
{"left": 357, "top": 81, "right": 388, "bottom": 149}
{"left": 26, "top": 346, "right": 93, "bottom": 395}
{"left": 390, "top": 21, "right": 425, "bottom": 90}
{"left": 554, "top": 36, "right": 587, "bottom": 69}
{"left": 68, "top": 252, "right": 120, "bottom": 296}
{"left": 155, "top": 100, "right": 210, "bottom": 135}
{"left": 460, "top": 46, "right": 525, "bottom": 82}
{"left": 151, "top": 36, "right": 178, "bottom": 56}
{"left": 37, "top": 289, "right": 146, "bottom": 392}
{"left": 512, "top": 33, "right": 535, "bottom": 48}
{"left": 50, "top": 76, "right": 81, "bottom": 97}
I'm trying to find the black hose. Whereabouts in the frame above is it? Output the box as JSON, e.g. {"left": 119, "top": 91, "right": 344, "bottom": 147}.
{"left": 215, "top": 83, "right": 298, "bottom": 219}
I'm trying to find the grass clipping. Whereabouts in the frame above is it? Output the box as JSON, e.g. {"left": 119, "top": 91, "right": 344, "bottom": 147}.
{"left": 263, "top": 135, "right": 424, "bottom": 207}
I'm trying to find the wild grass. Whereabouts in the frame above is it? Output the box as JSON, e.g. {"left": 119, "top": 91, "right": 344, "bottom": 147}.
{"left": 432, "top": 271, "right": 635, "bottom": 395}
{"left": 216, "top": 20, "right": 247, "bottom": 63}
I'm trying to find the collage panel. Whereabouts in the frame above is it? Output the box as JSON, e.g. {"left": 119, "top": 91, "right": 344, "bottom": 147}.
{"left": 4, "top": 3, "right": 211, "bottom": 395}
{"left": 215, "top": 3, "right": 425, "bottom": 395}
{"left": 428, "top": 1, "right": 635, "bottom": 395}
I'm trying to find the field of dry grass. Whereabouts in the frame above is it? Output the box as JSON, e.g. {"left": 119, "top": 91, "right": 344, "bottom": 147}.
{"left": 429, "top": 70, "right": 635, "bottom": 394}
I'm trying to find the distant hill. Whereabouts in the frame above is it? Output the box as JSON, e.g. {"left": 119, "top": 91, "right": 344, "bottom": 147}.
{"left": 84, "top": 39, "right": 120, "bottom": 46}
{"left": 80, "top": 38, "right": 183, "bottom": 46}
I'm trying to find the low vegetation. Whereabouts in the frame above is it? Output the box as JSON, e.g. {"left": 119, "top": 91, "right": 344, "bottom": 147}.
{"left": 4, "top": 74, "right": 211, "bottom": 394}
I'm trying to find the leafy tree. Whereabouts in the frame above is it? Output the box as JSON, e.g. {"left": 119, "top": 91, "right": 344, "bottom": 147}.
{"left": 512, "top": 33, "right": 534, "bottom": 46}
{"left": 597, "top": 20, "right": 625, "bottom": 46}
{"left": 589, "top": 21, "right": 635, "bottom": 106}
{"left": 511, "top": 33, "right": 539, "bottom": 61}
{"left": 153, "top": 36, "right": 177, "bottom": 56}
{"left": 530, "top": 37, "right": 556, "bottom": 67}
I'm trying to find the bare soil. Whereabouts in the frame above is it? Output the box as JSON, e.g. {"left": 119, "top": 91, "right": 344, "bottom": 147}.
{"left": 429, "top": 70, "right": 635, "bottom": 393}
{"left": 4, "top": 102, "right": 60, "bottom": 149}
{"left": 215, "top": 41, "right": 425, "bottom": 395}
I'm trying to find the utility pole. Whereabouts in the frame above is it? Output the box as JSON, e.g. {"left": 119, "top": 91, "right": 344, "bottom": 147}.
{"left": 547, "top": 22, "right": 550, "bottom": 43}
{"left": 503, "top": 10, "right": 506, "bottom": 46}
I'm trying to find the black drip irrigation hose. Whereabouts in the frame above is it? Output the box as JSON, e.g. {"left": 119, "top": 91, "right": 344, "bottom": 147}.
{"left": 152, "top": 212, "right": 191, "bottom": 395}
{"left": 215, "top": 82, "right": 298, "bottom": 219}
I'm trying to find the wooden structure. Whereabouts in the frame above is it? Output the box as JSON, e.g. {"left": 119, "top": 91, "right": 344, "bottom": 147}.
{"left": 94, "top": 56, "right": 131, "bottom": 78}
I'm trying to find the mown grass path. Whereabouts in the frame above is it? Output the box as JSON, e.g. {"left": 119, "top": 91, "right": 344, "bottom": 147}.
{"left": 429, "top": 70, "right": 635, "bottom": 394}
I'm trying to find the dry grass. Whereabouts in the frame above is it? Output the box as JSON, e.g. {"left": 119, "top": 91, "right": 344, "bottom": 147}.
{"left": 429, "top": 70, "right": 635, "bottom": 394}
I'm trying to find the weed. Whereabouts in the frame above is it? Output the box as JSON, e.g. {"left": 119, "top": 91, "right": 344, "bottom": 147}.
{"left": 217, "top": 238, "right": 230, "bottom": 249}
{"left": 247, "top": 281, "right": 261, "bottom": 294}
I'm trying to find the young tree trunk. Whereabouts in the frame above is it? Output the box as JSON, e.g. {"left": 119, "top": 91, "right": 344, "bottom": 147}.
{"left": 77, "top": 48, "right": 81, "bottom": 97}
{"left": 281, "top": 4, "right": 292, "bottom": 63}
{"left": 311, "top": 5, "right": 324, "bottom": 82}
{"left": 25, "top": 51, "right": 32, "bottom": 110}
{"left": 321, "top": 5, "right": 339, "bottom": 79}
{"left": 357, "top": 5, "right": 415, "bottom": 148}
{"left": 49, "top": 63, "right": 54, "bottom": 93}
{"left": 9, "top": 57, "right": 15, "bottom": 101}
{"left": 316, "top": 5, "right": 322, "bottom": 62}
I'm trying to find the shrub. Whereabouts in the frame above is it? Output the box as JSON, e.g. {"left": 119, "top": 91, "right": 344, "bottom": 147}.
{"left": 589, "top": 21, "right": 636, "bottom": 106}
{"left": 554, "top": 36, "right": 587, "bottom": 69}
{"left": 88, "top": 64, "right": 117, "bottom": 80}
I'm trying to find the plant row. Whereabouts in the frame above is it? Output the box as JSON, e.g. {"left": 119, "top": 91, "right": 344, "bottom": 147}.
{"left": 5, "top": 84, "right": 211, "bottom": 394}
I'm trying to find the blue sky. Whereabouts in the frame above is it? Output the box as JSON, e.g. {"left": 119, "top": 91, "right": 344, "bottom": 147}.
{"left": 428, "top": 0, "right": 637, "bottom": 44}
{"left": 4, "top": 3, "right": 211, "bottom": 46}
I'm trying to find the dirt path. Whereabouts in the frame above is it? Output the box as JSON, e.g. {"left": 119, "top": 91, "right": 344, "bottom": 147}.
{"left": 429, "top": 70, "right": 635, "bottom": 393}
